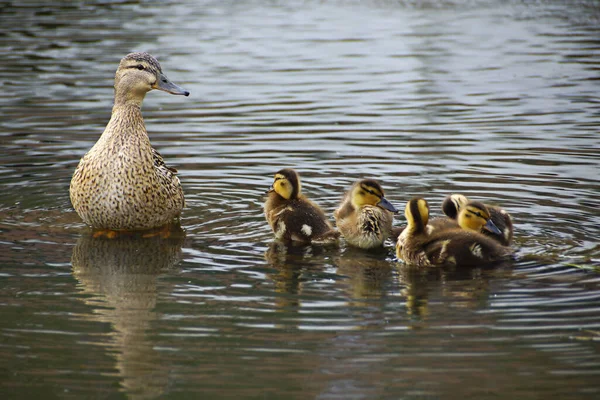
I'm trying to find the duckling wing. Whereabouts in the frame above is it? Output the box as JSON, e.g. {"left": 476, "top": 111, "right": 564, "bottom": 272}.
{"left": 280, "top": 200, "right": 336, "bottom": 242}
{"left": 423, "top": 230, "right": 512, "bottom": 267}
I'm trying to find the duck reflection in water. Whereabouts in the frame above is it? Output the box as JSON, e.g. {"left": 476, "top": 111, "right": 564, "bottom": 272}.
{"left": 333, "top": 247, "right": 394, "bottom": 302}
{"left": 264, "top": 241, "right": 336, "bottom": 311}
{"left": 265, "top": 242, "right": 396, "bottom": 310}
{"left": 71, "top": 224, "right": 185, "bottom": 400}
{"left": 398, "top": 263, "right": 513, "bottom": 324}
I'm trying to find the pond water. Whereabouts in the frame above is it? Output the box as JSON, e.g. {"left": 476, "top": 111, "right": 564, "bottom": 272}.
{"left": 1, "top": 0, "right": 600, "bottom": 398}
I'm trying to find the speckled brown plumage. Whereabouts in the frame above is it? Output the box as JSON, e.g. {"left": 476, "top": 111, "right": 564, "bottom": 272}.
{"left": 70, "top": 52, "right": 189, "bottom": 230}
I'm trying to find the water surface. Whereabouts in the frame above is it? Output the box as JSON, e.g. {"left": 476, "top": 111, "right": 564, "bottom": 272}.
{"left": 1, "top": 0, "right": 600, "bottom": 399}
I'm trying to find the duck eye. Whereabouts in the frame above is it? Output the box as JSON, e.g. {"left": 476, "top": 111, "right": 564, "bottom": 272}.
{"left": 137, "top": 64, "right": 145, "bottom": 70}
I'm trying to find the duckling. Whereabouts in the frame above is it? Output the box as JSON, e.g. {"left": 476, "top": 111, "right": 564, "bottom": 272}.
{"left": 396, "top": 198, "right": 512, "bottom": 267}
{"left": 334, "top": 179, "right": 398, "bottom": 249}
{"left": 264, "top": 169, "right": 339, "bottom": 243}
{"left": 441, "top": 194, "right": 513, "bottom": 246}
{"left": 70, "top": 52, "right": 190, "bottom": 231}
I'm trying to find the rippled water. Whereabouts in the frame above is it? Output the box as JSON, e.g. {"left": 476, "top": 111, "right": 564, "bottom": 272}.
{"left": 1, "top": 0, "right": 600, "bottom": 398}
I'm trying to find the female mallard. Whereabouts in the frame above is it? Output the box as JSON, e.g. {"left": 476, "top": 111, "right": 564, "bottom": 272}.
{"left": 396, "top": 198, "right": 512, "bottom": 267}
{"left": 334, "top": 179, "right": 398, "bottom": 249}
{"left": 264, "top": 169, "right": 339, "bottom": 243}
{"left": 441, "top": 194, "right": 513, "bottom": 246}
{"left": 70, "top": 52, "right": 189, "bottom": 231}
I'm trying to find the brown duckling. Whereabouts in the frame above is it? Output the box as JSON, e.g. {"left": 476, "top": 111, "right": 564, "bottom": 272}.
{"left": 441, "top": 194, "right": 513, "bottom": 246}
{"left": 396, "top": 198, "right": 512, "bottom": 267}
{"left": 264, "top": 169, "right": 339, "bottom": 244}
{"left": 334, "top": 179, "right": 398, "bottom": 249}
{"left": 391, "top": 198, "right": 502, "bottom": 241}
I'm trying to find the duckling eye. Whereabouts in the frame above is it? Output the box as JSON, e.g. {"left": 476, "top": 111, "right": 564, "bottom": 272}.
{"left": 136, "top": 64, "right": 145, "bottom": 71}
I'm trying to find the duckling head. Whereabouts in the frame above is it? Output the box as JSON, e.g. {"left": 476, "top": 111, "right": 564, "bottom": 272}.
{"left": 350, "top": 179, "right": 398, "bottom": 213}
{"left": 405, "top": 198, "right": 429, "bottom": 232}
{"left": 441, "top": 194, "right": 469, "bottom": 219}
{"left": 114, "top": 52, "right": 189, "bottom": 106}
{"left": 270, "top": 169, "right": 301, "bottom": 200}
{"left": 457, "top": 201, "right": 502, "bottom": 235}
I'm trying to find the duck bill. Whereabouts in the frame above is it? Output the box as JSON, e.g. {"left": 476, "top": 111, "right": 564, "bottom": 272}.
{"left": 155, "top": 73, "right": 190, "bottom": 96}
{"left": 378, "top": 197, "right": 399, "bottom": 213}
{"left": 484, "top": 219, "right": 502, "bottom": 235}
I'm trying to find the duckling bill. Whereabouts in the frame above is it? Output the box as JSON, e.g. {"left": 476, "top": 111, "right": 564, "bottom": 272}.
{"left": 264, "top": 169, "right": 339, "bottom": 243}
{"left": 70, "top": 52, "right": 189, "bottom": 231}
{"left": 334, "top": 179, "right": 398, "bottom": 249}
{"left": 396, "top": 198, "right": 512, "bottom": 267}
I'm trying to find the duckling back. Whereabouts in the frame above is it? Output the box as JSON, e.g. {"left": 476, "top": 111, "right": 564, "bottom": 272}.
{"left": 398, "top": 228, "right": 513, "bottom": 267}
{"left": 265, "top": 192, "right": 339, "bottom": 243}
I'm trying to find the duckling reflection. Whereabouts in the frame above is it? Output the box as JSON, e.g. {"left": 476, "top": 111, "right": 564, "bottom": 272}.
{"left": 333, "top": 248, "right": 394, "bottom": 301}
{"left": 71, "top": 225, "right": 184, "bottom": 400}
{"left": 398, "top": 266, "right": 432, "bottom": 322}
{"left": 398, "top": 263, "right": 511, "bottom": 324}
{"left": 264, "top": 241, "right": 332, "bottom": 311}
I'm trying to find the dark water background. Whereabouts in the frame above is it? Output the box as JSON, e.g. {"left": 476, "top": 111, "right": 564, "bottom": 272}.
{"left": 1, "top": 0, "right": 600, "bottom": 399}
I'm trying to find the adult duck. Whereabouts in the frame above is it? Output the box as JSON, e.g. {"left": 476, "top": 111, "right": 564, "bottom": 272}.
{"left": 70, "top": 52, "right": 189, "bottom": 231}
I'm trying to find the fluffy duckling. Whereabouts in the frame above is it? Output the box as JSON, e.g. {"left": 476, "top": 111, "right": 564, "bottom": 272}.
{"left": 70, "top": 52, "right": 189, "bottom": 231}
{"left": 264, "top": 169, "right": 339, "bottom": 243}
{"left": 396, "top": 198, "right": 512, "bottom": 267}
{"left": 441, "top": 194, "right": 513, "bottom": 246}
{"left": 390, "top": 197, "right": 505, "bottom": 241}
{"left": 334, "top": 179, "right": 398, "bottom": 249}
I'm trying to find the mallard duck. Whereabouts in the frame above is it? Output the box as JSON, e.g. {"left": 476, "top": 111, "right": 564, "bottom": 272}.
{"left": 70, "top": 52, "right": 189, "bottom": 231}
{"left": 441, "top": 194, "right": 513, "bottom": 246}
{"left": 264, "top": 169, "right": 339, "bottom": 243}
{"left": 396, "top": 198, "right": 512, "bottom": 267}
{"left": 334, "top": 179, "right": 398, "bottom": 249}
